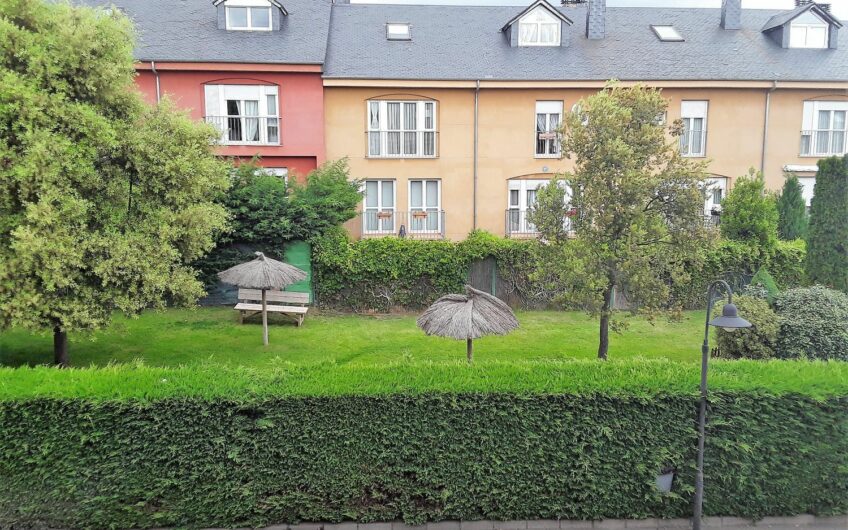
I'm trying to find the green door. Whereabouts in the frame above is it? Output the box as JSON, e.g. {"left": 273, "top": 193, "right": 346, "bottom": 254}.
{"left": 284, "top": 240, "right": 312, "bottom": 302}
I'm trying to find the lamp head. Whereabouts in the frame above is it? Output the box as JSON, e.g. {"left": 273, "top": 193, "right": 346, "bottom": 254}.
{"left": 709, "top": 302, "right": 752, "bottom": 332}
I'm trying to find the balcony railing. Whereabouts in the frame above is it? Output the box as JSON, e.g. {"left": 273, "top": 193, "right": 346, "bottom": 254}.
{"left": 205, "top": 115, "right": 280, "bottom": 145}
{"left": 505, "top": 209, "right": 575, "bottom": 239}
{"left": 680, "top": 129, "right": 707, "bottom": 157}
{"left": 800, "top": 129, "right": 847, "bottom": 157}
{"left": 366, "top": 131, "right": 438, "bottom": 158}
{"left": 704, "top": 213, "right": 721, "bottom": 230}
{"left": 505, "top": 209, "right": 716, "bottom": 237}
{"left": 359, "top": 210, "right": 445, "bottom": 239}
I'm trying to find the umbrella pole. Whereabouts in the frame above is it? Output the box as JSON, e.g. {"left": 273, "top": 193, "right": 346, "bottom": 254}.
{"left": 262, "top": 289, "right": 269, "bottom": 346}
{"left": 466, "top": 338, "right": 473, "bottom": 364}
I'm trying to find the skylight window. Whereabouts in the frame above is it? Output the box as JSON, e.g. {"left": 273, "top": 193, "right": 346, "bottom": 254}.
{"left": 651, "top": 25, "right": 684, "bottom": 42}
{"left": 387, "top": 23, "right": 411, "bottom": 41}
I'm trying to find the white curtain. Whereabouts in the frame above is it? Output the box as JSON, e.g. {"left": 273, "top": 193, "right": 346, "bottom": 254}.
{"left": 519, "top": 23, "right": 538, "bottom": 44}
{"left": 244, "top": 100, "right": 259, "bottom": 142}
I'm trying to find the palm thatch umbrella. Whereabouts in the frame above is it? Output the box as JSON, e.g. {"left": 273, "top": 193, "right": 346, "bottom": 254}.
{"left": 417, "top": 285, "right": 519, "bottom": 363}
{"left": 218, "top": 252, "right": 307, "bottom": 346}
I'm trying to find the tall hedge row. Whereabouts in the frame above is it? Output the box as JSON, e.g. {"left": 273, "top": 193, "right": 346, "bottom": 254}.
{"left": 1, "top": 392, "right": 846, "bottom": 529}
{"left": 312, "top": 230, "right": 806, "bottom": 311}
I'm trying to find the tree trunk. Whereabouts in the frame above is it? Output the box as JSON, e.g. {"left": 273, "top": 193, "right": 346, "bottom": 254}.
{"left": 466, "top": 338, "right": 473, "bottom": 364}
{"left": 598, "top": 285, "right": 614, "bottom": 361}
{"left": 53, "top": 327, "right": 68, "bottom": 367}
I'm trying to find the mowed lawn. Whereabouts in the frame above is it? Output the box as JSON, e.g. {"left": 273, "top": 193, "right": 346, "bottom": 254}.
{"left": 0, "top": 308, "right": 708, "bottom": 368}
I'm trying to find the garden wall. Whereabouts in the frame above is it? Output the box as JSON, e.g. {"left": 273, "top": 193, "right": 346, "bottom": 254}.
{"left": 2, "top": 388, "right": 845, "bottom": 529}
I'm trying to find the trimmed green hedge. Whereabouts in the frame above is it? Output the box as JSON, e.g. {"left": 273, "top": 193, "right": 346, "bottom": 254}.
{"left": 1, "top": 362, "right": 847, "bottom": 529}
{"left": 312, "top": 231, "right": 806, "bottom": 312}
{"left": 312, "top": 229, "right": 548, "bottom": 311}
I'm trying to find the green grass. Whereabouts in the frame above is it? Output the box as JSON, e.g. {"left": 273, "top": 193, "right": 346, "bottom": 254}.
{"left": 0, "top": 308, "right": 710, "bottom": 368}
{"left": 1, "top": 359, "right": 846, "bottom": 401}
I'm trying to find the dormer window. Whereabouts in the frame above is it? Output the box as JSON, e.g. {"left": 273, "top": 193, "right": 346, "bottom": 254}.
{"left": 387, "top": 23, "right": 411, "bottom": 41}
{"left": 226, "top": 6, "right": 272, "bottom": 31}
{"left": 651, "top": 25, "right": 684, "bottom": 42}
{"left": 789, "top": 11, "right": 829, "bottom": 48}
{"left": 519, "top": 6, "right": 560, "bottom": 46}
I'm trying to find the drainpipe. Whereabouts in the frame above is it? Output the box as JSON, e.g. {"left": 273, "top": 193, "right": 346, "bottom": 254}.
{"left": 760, "top": 80, "right": 778, "bottom": 174}
{"left": 473, "top": 79, "right": 480, "bottom": 230}
{"left": 151, "top": 61, "right": 161, "bottom": 103}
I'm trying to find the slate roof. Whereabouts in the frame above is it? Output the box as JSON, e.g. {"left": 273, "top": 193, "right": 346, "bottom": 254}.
{"left": 323, "top": 3, "right": 848, "bottom": 82}
{"left": 75, "top": 0, "right": 332, "bottom": 65}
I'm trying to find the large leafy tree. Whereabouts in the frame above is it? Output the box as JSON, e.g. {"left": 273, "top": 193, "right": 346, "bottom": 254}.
{"left": 0, "top": 0, "right": 229, "bottom": 365}
{"left": 529, "top": 83, "right": 709, "bottom": 359}
{"left": 777, "top": 173, "right": 808, "bottom": 241}
{"left": 720, "top": 170, "right": 778, "bottom": 249}
{"left": 806, "top": 155, "right": 848, "bottom": 292}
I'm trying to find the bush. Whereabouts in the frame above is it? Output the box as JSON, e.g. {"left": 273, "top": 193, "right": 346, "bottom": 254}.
{"left": 749, "top": 268, "right": 779, "bottom": 302}
{"left": 720, "top": 170, "right": 779, "bottom": 249}
{"left": 806, "top": 156, "right": 848, "bottom": 292}
{"left": 312, "top": 230, "right": 557, "bottom": 311}
{"left": 714, "top": 295, "right": 779, "bottom": 359}
{"left": 1, "top": 361, "right": 847, "bottom": 529}
{"left": 773, "top": 286, "right": 848, "bottom": 360}
{"left": 777, "top": 174, "right": 808, "bottom": 241}
{"left": 668, "top": 240, "right": 804, "bottom": 309}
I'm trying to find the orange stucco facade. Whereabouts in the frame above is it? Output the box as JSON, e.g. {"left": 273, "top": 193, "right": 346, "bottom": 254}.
{"left": 325, "top": 81, "right": 848, "bottom": 241}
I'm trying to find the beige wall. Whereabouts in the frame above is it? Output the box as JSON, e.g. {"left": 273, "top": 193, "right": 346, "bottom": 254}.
{"left": 325, "top": 84, "right": 848, "bottom": 241}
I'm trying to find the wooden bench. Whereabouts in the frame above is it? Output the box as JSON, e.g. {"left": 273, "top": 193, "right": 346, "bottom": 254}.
{"left": 234, "top": 289, "right": 310, "bottom": 327}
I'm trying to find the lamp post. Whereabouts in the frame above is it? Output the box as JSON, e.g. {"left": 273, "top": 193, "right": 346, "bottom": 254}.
{"left": 692, "top": 280, "right": 751, "bottom": 530}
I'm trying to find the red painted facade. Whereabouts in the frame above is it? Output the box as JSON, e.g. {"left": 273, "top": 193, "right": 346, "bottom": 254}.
{"left": 134, "top": 63, "right": 325, "bottom": 182}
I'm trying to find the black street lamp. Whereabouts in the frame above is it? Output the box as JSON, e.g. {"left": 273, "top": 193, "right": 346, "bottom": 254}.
{"left": 692, "top": 280, "right": 751, "bottom": 530}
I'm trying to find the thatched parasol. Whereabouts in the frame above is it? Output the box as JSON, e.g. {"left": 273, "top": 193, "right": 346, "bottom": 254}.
{"left": 417, "top": 285, "right": 519, "bottom": 363}
{"left": 218, "top": 252, "right": 307, "bottom": 345}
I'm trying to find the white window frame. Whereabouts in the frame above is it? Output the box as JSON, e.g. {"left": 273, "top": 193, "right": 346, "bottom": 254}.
{"left": 408, "top": 179, "right": 442, "bottom": 235}
{"left": 362, "top": 180, "right": 397, "bottom": 235}
{"left": 366, "top": 100, "right": 437, "bottom": 158}
{"left": 798, "top": 177, "right": 816, "bottom": 211}
{"left": 789, "top": 12, "right": 829, "bottom": 49}
{"left": 225, "top": 5, "right": 273, "bottom": 31}
{"left": 386, "top": 23, "right": 411, "bottom": 40}
{"left": 506, "top": 179, "right": 571, "bottom": 235}
{"left": 535, "top": 101, "right": 563, "bottom": 158}
{"left": 204, "top": 84, "right": 280, "bottom": 146}
{"left": 518, "top": 6, "right": 561, "bottom": 47}
{"left": 680, "top": 100, "right": 708, "bottom": 157}
{"left": 801, "top": 101, "right": 847, "bottom": 157}
{"left": 266, "top": 167, "right": 288, "bottom": 183}
{"left": 704, "top": 177, "right": 727, "bottom": 217}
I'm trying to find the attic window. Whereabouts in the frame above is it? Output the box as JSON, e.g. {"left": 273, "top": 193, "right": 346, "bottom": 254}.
{"left": 227, "top": 6, "right": 272, "bottom": 31}
{"left": 519, "top": 6, "right": 560, "bottom": 46}
{"left": 387, "top": 23, "right": 411, "bottom": 40}
{"left": 651, "top": 25, "right": 684, "bottom": 42}
{"left": 789, "top": 11, "right": 829, "bottom": 48}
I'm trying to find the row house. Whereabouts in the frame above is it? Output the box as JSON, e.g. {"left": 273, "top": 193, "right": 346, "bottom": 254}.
{"left": 81, "top": 0, "right": 333, "bottom": 181}
{"left": 324, "top": 0, "right": 847, "bottom": 240}
{"left": 81, "top": 0, "right": 846, "bottom": 241}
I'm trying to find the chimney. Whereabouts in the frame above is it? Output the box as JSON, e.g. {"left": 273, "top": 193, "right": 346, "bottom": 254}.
{"left": 586, "top": 0, "right": 606, "bottom": 40}
{"left": 720, "top": 0, "right": 742, "bottom": 30}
